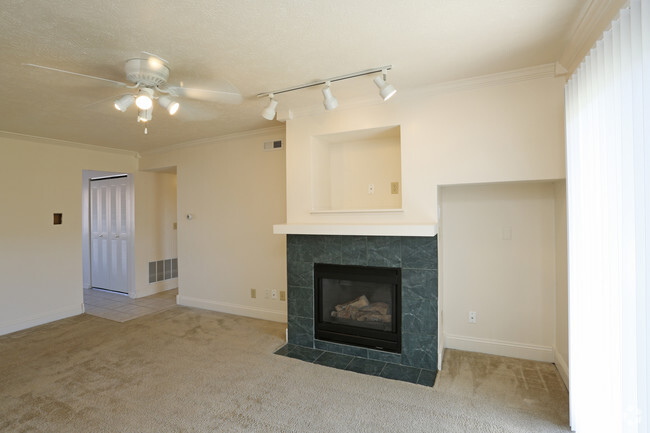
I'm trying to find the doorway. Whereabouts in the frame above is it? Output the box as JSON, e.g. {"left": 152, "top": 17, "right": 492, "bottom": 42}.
{"left": 89, "top": 175, "right": 131, "bottom": 293}
{"left": 82, "top": 170, "right": 134, "bottom": 297}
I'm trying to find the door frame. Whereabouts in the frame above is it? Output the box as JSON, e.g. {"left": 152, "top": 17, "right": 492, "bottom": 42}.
{"left": 82, "top": 170, "right": 135, "bottom": 297}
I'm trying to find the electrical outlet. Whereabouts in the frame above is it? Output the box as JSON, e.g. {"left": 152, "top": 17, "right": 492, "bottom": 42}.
{"left": 391, "top": 182, "right": 400, "bottom": 194}
{"left": 264, "top": 289, "right": 270, "bottom": 299}
{"left": 469, "top": 311, "right": 477, "bottom": 324}
{"left": 280, "top": 290, "right": 286, "bottom": 301}
{"left": 250, "top": 288, "right": 256, "bottom": 299}
{"left": 271, "top": 289, "right": 277, "bottom": 300}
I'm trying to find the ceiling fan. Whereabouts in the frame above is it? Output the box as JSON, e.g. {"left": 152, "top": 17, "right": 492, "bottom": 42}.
{"left": 24, "top": 52, "right": 243, "bottom": 132}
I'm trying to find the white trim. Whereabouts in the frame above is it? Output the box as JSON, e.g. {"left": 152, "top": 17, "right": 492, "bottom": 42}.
{"left": 310, "top": 208, "right": 404, "bottom": 214}
{"left": 559, "top": 0, "right": 628, "bottom": 75}
{"left": 0, "top": 130, "right": 140, "bottom": 157}
{"left": 177, "top": 295, "right": 287, "bottom": 323}
{"left": 272, "top": 223, "right": 438, "bottom": 237}
{"left": 0, "top": 304, "right": 83, "bottom": 336}
{"left": 444, "top": 333, "right": 554, "bottom": 362}
{"left": 139, "top": 125, "right": 286, "bottom": 156}
{"left": 136, "top": 283, "right": 178, "bottom": 299}
{"left": 554, "top": 348, "right": 570, "bottom": 390}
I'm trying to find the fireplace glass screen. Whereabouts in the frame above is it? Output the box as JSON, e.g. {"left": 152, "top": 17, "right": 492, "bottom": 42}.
{"left": 315, "top": 263, "right": 401, "bottom": 353}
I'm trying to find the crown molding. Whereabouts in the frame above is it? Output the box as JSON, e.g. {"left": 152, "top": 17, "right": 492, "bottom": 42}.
{"left": 560, "top": 0, "right": 628, "bottom": 76}
{"left": 278, "top": 63, "right": 558, "bottom": 121}
{"left": 417, "top": 63, "right": 558, "bottom": 95}
{"left": 139, "top": 125, "right": 286, "bottom": 156}
{"left": 0, "top": 130, "right": 140, "bottom": 158}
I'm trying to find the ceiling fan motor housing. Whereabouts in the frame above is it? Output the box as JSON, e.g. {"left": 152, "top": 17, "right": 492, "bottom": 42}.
{"left": 125, "top": 58, "right": 170, "bottom": 87}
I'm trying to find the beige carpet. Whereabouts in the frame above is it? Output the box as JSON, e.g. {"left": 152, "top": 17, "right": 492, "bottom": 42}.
{"left": 0, "top": 306, "right": 569, "bottom": 432}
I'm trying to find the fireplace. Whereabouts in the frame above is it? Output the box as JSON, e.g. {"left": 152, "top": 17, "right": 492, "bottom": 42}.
{"left": 285, "top": 234, "right": 438, "bottom": 374}
{"left": 315, "top": 263, "right": 401, "bottom": 353}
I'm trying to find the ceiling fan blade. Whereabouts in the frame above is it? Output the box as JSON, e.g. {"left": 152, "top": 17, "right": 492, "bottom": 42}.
{"left": 23, "top": 63, "right": 128, "bottom": 87}
{"left": 174, "top": 102, "right": 223, "bottom": 122}
{"left": 166, "top": 85, "right": 243, "bottom": 105}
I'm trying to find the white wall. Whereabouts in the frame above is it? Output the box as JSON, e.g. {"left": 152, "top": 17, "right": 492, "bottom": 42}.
{"left": 285, "top": 71, "right": 566, "bottom": 225}
{"left": 440, "top": 181, "right": 558, "bottom": 362}
{"left": 134, "top": 170, "right": 178, "bottom": 297}
{"left": 0, "top": 133, "right": 138, "bottom": 335}
{"left": 139, "top": 127, "right": 287, "bottom": 322}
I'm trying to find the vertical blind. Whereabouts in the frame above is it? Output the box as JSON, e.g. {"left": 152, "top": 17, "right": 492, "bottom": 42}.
{"left": 565, "top": 0, "right": 648, "bottom": 432}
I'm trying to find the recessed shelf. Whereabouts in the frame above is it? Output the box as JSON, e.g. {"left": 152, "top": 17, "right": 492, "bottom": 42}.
{"left": 311, "top": 125, "right": 402, "bottom": 212}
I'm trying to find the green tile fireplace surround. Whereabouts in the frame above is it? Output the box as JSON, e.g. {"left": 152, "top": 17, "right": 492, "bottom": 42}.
{"left": 281, "top": 234, "right": 438, "bottom": 385}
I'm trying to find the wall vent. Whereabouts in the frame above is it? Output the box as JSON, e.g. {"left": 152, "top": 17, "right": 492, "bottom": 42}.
{"left": 149, "top": 258, "right": 178, "bottom": 283}
{"left": 263, "top": 139, "right": 283, "bottom": 151}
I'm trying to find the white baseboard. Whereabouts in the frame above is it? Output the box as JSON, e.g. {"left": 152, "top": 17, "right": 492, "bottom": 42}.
{"left": 444, "top": 333, "right": 554, "bottom": 362}
{"left": 177, "top": 295, "right": 287, "bottom": 323}
{"left": 135, "top": 283, "right": 178, "bottom": 299}
{"left": 554, "top": 349, "right": 570, "bottom": 390}
{"left": 0, "top": 304, "right": 83, "bottom": 336}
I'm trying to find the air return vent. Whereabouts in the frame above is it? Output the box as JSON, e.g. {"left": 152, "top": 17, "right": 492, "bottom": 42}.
{"left": 263, "top": 139, "right": 283, "bottom": 151}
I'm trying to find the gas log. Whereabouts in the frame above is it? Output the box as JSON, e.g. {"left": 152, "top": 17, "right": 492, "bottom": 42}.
{"left": 331, "top": 295, "right": 391, "bottom": 323}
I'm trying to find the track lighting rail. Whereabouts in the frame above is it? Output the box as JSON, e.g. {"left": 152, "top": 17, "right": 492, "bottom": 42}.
{"left": 256, "top": 65, "right": 392, "bottom": 98}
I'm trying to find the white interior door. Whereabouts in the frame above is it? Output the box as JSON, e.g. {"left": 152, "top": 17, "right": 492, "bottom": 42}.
{"left": 90, "top": 176, "right": 130, "bottom": 293}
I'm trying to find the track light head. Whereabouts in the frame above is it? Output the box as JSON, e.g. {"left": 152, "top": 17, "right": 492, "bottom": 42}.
{"left": 114, "top": 94, "right": 134, "bottom": 112}
{"left": 158, "top": 96, "right": 179, "bottom": 115}
{"left": 373, "top": 71, "right": 396, "bottom": 101}
{"left": 262, "top": 94, "right": 278, "bottom": 120}
{"left": 322, "top": 82, "right": 338, "bottom": 111}
{"left": 135, "top": 88, "right": 154, "bottom": 110}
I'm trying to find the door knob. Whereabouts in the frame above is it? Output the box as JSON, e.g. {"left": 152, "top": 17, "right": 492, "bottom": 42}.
{"left": 114, "top": 234, "right": 120, "bottom": 239}
{"left": 99, "top": 234, "right": 104, "bottom": 238}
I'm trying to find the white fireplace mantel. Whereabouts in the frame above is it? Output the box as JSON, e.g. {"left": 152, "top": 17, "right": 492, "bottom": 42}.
{"left": 272, "top": 223, "right": 438, "bottom": 237}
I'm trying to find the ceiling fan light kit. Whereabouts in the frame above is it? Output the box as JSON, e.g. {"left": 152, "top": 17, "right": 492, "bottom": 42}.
{"left": 113, "top": 94, "right": 134, "bottom": 112}
{"left": 158, "top": 96, "right": 179, "bottom": 115}
{"left": 135, "top": 88, "right": 154, "bottom": 110}
{"left": 258, "top": 65, "right": 396, "bottom": 119}
{"left": 24, "top": 52, "right": 244, "bottom": 133}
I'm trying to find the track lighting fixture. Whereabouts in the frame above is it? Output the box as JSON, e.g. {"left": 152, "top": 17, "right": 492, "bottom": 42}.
{"left": 373, "top": 69, "right": 397, "bottom": 101}
{"left": 262, "top": 94, "right": 279, "bottom": 120}
{"left": 257, "top": 65, "right": 395, "bottom": 119}
{"left": 113, "top": 94, "right": 134, "bottom": 112}
{"left": 158, "top": 96, "right": 180, "bottom": 115}
{"left": 135, "top": 88, "right": 154, "bottom": 110}
{"left": 322, "top": 82, "right": 338, "bottom": 111}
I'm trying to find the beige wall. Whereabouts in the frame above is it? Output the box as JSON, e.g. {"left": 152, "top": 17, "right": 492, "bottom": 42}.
{"left": 312, "top": 133, "right": 401, "bottom": 211}
{"left": 139, "top": 128, "right": 287, "bottom": 322}
{"left": 0, "top": 134, "right": 138, "bottom": 335}
{"left": 285, "top": 73, "right": 566, "bottom": 224}
{"left": 134, "top": 170, "right": 178, "bottom": 297}
{"left": 440, "top": 181, "right": 558, "bottom": 362}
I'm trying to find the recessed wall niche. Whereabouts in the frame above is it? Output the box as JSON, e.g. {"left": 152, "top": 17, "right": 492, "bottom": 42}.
{"left": 311, "top": 125, "right": 402, "bottom": 212}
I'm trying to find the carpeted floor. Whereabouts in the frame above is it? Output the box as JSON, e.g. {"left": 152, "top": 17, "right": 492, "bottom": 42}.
{"left": 0, "top": 306, "right": 569, "bottom": 432}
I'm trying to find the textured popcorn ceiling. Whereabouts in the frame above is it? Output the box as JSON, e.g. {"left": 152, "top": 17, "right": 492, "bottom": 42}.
{"left": 0, "top": 0, "right": 586, "bottom": 152}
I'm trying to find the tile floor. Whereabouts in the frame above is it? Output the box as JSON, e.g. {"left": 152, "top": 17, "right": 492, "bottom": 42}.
{"left": 274, "top": 343, "right": 437, "bottom": 386}
{"left": 83, "top": 287, "right": 178, "bottom": 322}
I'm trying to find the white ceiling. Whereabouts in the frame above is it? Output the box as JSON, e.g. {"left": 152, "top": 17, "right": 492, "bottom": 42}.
{"left": 0, "top": 0, "right": 588, "bottom": 153}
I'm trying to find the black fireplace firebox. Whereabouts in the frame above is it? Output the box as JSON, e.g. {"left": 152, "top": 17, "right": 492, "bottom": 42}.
{"left": 314, "top": 263, "right": 401, "bottom": 353}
